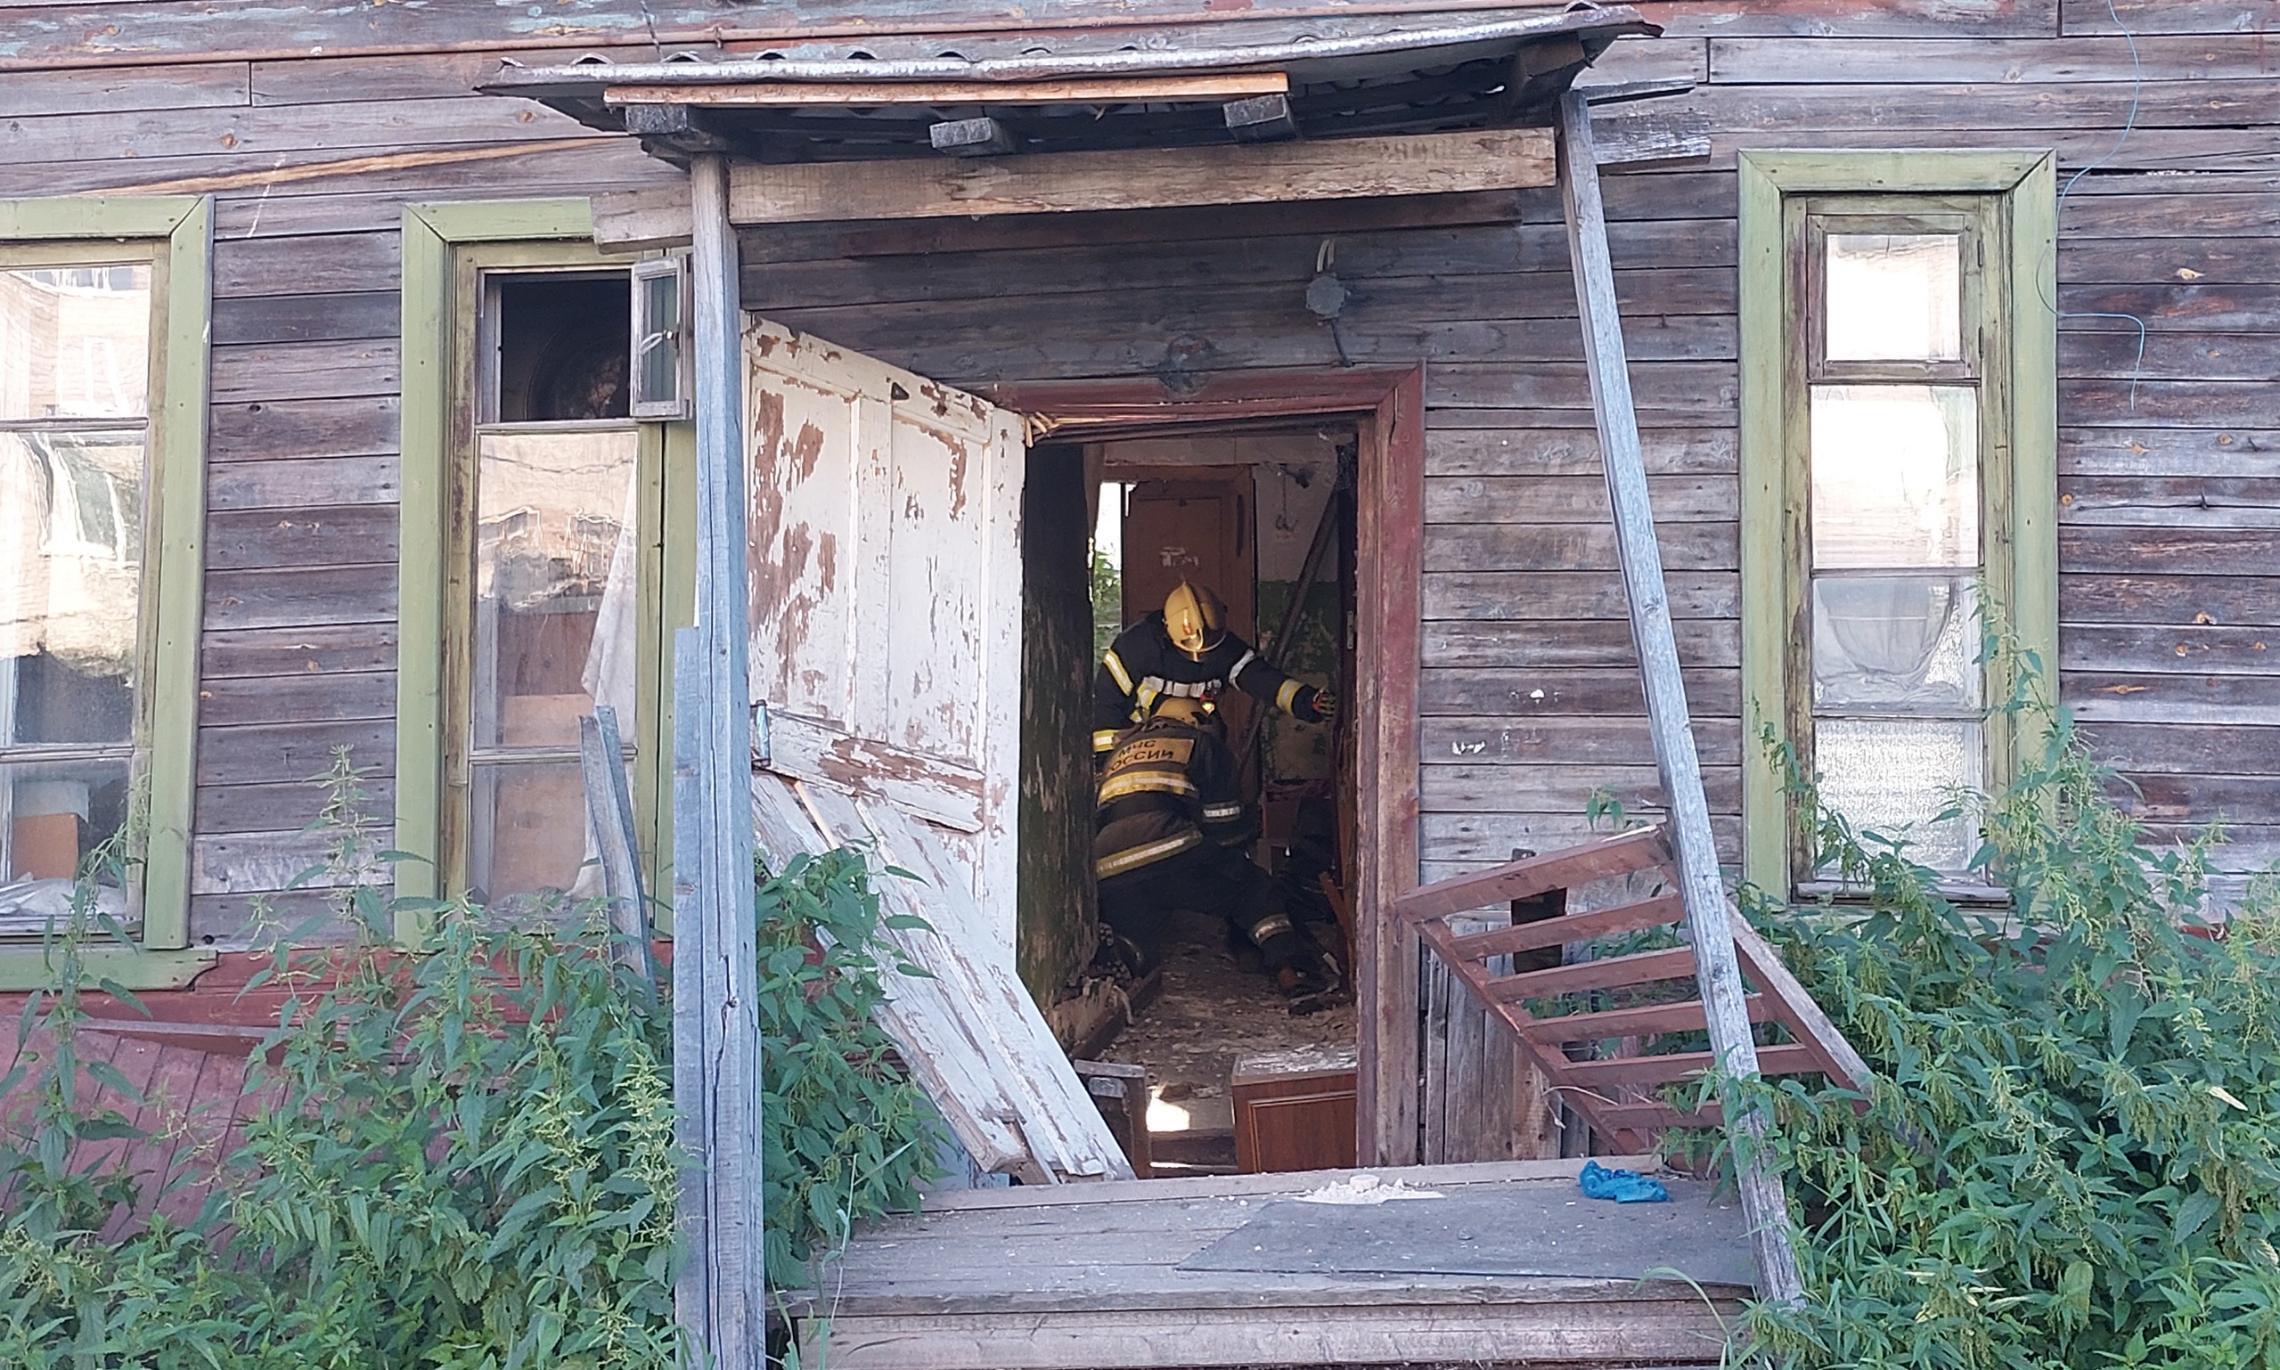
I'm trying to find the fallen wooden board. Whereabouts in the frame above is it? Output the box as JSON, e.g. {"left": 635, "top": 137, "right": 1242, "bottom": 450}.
{"left": 750, "top": 772, "right": 1131, "bottom": 1184}
{"left": 1403, "top": 827, "right": 1872, "bottom": 1158}
{"left": 726, "top": 128, "right": 1555, "bottom": 225}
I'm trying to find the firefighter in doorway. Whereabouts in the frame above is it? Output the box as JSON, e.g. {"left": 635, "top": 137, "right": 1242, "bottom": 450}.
{"left": 1095, "top": 696, "right": 1338, "bottom": 1003}
{"left": 1092, "top": 580, "right": 1337, "bottom": 759}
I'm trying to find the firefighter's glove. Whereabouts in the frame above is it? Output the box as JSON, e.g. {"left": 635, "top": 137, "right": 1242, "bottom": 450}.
{"left": 1302, "top": 690, "right": 1339, "bottom": 724}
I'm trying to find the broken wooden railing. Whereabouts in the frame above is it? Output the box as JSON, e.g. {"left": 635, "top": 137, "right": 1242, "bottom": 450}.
{"left": 1396, "top": 826, "right": 1871, "bottom": 1155}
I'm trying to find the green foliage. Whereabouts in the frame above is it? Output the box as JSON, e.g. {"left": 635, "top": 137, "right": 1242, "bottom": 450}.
{"left": 1737, "top": 651, "right": 2280, "bottom": 1368}
{"left": 0, "top": 752, "right": 938, "bottom": 1366}
{"left": 755, "top": 850, "right": 941, "bottom": 1290}
{"left": 1088, "top": 539, "right": 1123, "bottom": 662}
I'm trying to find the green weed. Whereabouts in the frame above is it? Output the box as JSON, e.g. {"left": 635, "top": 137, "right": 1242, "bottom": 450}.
{"left": 0, "top": 752, "right": 935, "bottom": 1367}
{"left": 1736, "top": 640, "right": 2280, "bottom": 1367}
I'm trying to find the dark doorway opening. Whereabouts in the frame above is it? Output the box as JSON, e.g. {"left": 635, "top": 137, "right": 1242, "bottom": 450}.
{"left": 1005, "top": 367, "right": 1426, "bottom": 1173}
{"left": 1021, "top": 419, "right": 1368, "bottom": 1177}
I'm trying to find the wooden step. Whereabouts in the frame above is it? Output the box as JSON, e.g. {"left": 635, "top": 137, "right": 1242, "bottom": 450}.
{"left": 1484, "top": 944, "right": 1697, "bottom": 1002}
{"left": 1445, "top": 891, "right": 1685, "bottom": 961}
{"left": 1396, "top": 826, "right": 1670, "bottom": 924}
{"left": 1562, "top": 1042, "right": 1824, "bottom": 1090}
{"left": 1596, "top": 1099, "right": 1725, "bottom": 1134}
{"left": 1517, "top": 993, "right": 1773, "bottom": 1045}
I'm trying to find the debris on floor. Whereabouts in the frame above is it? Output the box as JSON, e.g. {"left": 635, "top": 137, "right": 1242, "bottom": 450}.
{"left": 1294, "top": 1173, "right": 1444, "bottom": 1206}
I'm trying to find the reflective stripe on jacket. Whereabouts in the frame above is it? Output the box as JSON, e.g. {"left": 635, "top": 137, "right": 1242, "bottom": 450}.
{"left": 1092, "top": 613, "right": 1320, "bottom": 749}
{"left": 1094, "top": 716, "right": 1250, "bottom": 878}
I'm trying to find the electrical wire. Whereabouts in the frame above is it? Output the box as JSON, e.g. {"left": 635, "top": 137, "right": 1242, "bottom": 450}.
{"left": 2047, "top": 0, "right": 2149, "bottom": 411}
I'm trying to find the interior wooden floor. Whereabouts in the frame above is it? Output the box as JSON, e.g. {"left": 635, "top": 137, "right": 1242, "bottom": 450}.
{"left": 785, "top": 1157, "right": 1754, "bottom": 1370}
{"left": 1101, "top": 909, "right": 1357, "bottom": 1165}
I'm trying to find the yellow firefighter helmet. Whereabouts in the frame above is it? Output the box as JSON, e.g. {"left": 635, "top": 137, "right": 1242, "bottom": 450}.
{"left": 1163, "top": 580, "right": 1228, "bottom": 661}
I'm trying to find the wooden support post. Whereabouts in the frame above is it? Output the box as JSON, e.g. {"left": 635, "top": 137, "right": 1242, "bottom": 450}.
{"left": 673, "top": 151, "right": 766, "bottom": 1365}
{"left": 1553, "top": 90, "right": 1805, "bottom": 1306}
{"left": 670, "top": 630, "right": 712, "bottom": 1347}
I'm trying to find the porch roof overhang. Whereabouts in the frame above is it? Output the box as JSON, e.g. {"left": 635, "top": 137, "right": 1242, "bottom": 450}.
{"left": 477, "top": 5, "right": 1655, "bottom": 164}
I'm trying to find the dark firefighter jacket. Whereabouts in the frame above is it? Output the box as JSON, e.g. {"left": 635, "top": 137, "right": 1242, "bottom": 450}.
{"left": 1094, "top": 715, "right": 1250, "bottom": 880}
{"left": 1093, "top": 612, "right": 1326, "bottom": 755}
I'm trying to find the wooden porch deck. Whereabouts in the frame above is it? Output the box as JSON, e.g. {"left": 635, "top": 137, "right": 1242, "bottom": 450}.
{"left": 786, "top": 1157, "right": 1755, "bottom": 1370}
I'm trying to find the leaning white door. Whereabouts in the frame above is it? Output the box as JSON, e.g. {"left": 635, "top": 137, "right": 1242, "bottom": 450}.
{"left": 740, "top": 320, "right": 1130, "bottom": 1182}
{"left": 743, "top": 317, "right": 1024, "bottom": 951}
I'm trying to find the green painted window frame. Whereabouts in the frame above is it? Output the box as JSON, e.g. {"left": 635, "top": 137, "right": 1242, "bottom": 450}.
{"left": 0, "top": 196, "right": 215, "bottom": 991}
{"left": 1738, "top": 150, "right": 2058, "bottom": 900}
{"left": 395, "top": 200, "right": 692, "bottom": 943}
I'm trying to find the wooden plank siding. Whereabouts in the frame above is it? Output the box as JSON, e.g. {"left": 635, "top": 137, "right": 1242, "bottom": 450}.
{"left": 710, "top": 12, "right": 2278, "bottom": 914}
{"left": 0, "top": 0, "right": 2271, "bottom": 1135}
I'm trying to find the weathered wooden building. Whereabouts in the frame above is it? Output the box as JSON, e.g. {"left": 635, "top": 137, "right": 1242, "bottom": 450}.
{"left": 1, "top": 0, "right": 2274, "bottom": 1199}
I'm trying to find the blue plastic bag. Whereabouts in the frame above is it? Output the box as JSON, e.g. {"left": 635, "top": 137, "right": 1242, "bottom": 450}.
{"left": 1578, "top": 1159, "right": 1670, "bottom": 1204}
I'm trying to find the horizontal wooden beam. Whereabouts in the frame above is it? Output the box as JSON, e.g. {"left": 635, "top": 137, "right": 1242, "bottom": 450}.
{"left": 1591, "top": 107, "right": 1712, "bottom": 168}
{"left": 726, "top": 128, "right": 1554, "bottom": 225}
{"left": 604, "top": 73, "right": 1288, "bottom": 108}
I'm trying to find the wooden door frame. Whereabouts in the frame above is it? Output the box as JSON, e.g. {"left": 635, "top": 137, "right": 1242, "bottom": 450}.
{"left": 987, "top": 367, "right": 1427, "bottom": 1167}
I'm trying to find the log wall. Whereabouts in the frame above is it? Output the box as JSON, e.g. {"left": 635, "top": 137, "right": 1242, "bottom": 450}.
{"left": 0, "top": 1, "right": 2271, "bottom": 1132}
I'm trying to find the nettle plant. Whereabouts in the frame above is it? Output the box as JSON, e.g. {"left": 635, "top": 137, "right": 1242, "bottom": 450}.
{"left": 1732, "top": 643, "right": 2280, "bottom": 1368}
{"left": 0, "top": 753, "right": 936, "bottom": 1368}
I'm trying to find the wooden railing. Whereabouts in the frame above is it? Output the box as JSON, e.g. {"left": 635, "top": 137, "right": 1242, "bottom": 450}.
{"left": 1401, "top": 826, "right": 1872, "bottom": 1153}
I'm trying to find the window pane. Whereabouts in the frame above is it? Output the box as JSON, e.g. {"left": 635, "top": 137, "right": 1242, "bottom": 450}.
{"left": 0, "top": 431, "right": 145, "bottom": 747}
{"left": 636, "top": 270, "right": 680, "bottom": 404}
{"left": 0, "top": 265, "right": 152, "bottom": 421}
{"left": 467, "top": 759, "right": 607, "bottom": 910}
{"left": 1810, "top": 384, "right": 1979, "bottom": 570}
{"left": 1812, "top": 575, "right": 1980, "bottom": 713}
{"left": 1825, "top": 233, "right": 1961, "bottom": 363}
{"left": 473, "top": 429, "right": 639, "bottom": 752}
{"left": 0, "top": 757, "right": 132, "bottom": 897}
{"left": 1815, "top": 717, "right": 1981, "bottom": 874}
{"left": 493, "top": 274, "right": 630, "bottom": 422}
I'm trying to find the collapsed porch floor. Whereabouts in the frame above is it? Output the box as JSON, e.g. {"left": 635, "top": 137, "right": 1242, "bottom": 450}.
{"left": 787, "top": 1157, "right": 1753, "bottom": 1370}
